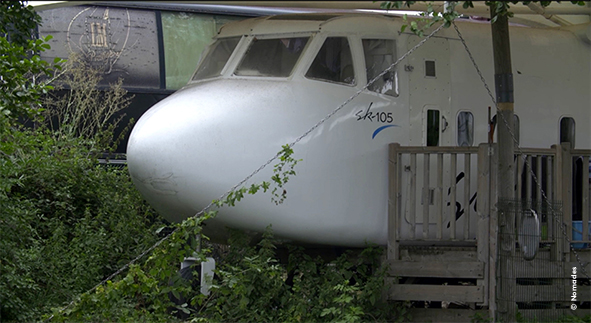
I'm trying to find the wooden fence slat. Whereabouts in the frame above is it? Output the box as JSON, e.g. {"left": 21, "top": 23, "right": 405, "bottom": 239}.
{"left": 464, "top": 153, "right": 471, "bottom": 240}
{"left": 388, "top": 143, "right": 399, "bottom": 260}
{"left": 407, "top": 309, "right": 490, "bottom": 323}
{"left": 547, "top": 156, "right": 554, "bottom": 241}
{"left": 437, "top": 153, "right": 444, "bottom": 239}
{"left": 527, "top": 155, "right": 533, "bottom": 201}
{"left": 477, "top": 144, "right": 491, "bottom": 307}
{"left": 488, "top": 144, "right": 499, "bottom": 318}
{"left": 515, "top": 285, "right": 571, "bottom": 302}
{"left": 423, "top": 153, "right": 430, "bottom": 239}
{"left": 389, "top": 285, "right": 484, "bottom": 303}
{"left": 582, "top": 156, "right": 589, "bottom": 243}
{"left": 561, "top": 143, "right": 572, "bottom": 258}
{"left": 451, "top": 153, "right": 457, "bottom": 240}
{"left": 388, "top": 260, "right": 484, "bottom": 278}
{"left": 536, "top": 155, "right": 542, "bottom": 209}
{"left": 410, "top": 153, "right": 417, "bottom": 240}
{"left": 517, "top": 153, "right": 523, "bottom": 200}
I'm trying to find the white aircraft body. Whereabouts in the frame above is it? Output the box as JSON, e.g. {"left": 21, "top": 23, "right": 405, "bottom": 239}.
{"left": 127, "top": 13, "right": 591, "bottom": 247}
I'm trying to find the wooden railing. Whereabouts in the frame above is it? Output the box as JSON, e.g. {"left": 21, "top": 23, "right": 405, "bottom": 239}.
{"left": 388, "top": 142, "right": 591, "bottom": 255}
{"left": 386, "top": 142, "right": 591, "bottom": 321}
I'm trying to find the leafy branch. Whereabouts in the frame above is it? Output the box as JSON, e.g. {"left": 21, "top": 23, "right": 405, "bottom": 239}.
{"left": 380, "top": 1, "right": 586, "bottom": 36}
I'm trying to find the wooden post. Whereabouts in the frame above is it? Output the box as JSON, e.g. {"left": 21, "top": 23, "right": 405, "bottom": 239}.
{"left": 477, "top": 144, "right": 491, "bottom": 307}
{"left": 488, "top": 144, "right": 499, "bottom": 322}
{"left": 464, "top": 153, "right": 472, "bottom": 240}
{"left": 583, "top": 155, "right": 590, "bottom": 244}
{"left": 560, "top": 143, "right": 572, "bottom": 261}
{"left": 423, "top": 153, "right": 430, "bottom": 239}
{"left": 388, "top": 143, "right": 401, "bottom": 261}
{"left": 552, "top": 144, "right": 563, "bottom": 261}
{"left": 491, "top": 6, "right": 516, "bottom": 322}
{"left": 450, "top": 153, "right": 457, "bottom": 239}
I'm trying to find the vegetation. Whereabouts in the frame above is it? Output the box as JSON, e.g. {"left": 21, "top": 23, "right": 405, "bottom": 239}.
{"left": 1, "top": 2, "right": 404, "bottom": 322}
{"left": 380, "top": 1, "right": 586, "bottom": 36}
{"left": 0, "top": 2, "right": 163, "bottom": 321}
{"left": 46, "top": 146, "right": 407, "bottom": 322}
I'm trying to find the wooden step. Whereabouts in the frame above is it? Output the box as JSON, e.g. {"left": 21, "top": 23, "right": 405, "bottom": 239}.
{"left": 388, "top": 260, "right": 484, "bottom": 279}
{"left": 388, "top": 284, "right": 484, "bottom": 303}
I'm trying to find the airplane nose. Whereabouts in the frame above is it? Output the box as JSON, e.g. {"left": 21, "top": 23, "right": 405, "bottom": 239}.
{"left": 127, "top": 78, "right": 385, "bottom": 246}
{"left": 127, "top": 90, "right": 198, "bottom": 223}
{"left": 127, "top": 80, "right": 310, "bottom": 224}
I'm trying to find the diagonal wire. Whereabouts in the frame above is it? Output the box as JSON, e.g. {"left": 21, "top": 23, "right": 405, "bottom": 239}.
{"left": 46, "top": 21, "right": 446, "bottom": 321}
{"left": 453, "top": 21, "right": 590, "bottom": 280}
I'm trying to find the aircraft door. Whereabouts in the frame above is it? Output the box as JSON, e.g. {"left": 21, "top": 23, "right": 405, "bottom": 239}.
{"left": 406, "top": 35, "right": 451, "bottom": 147}
{"left": 400, "top": 36, "right": 466, "bottom": 239}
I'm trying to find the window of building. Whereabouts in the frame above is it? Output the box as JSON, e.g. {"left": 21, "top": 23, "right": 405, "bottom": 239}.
{"left": 305, "top": 37, "right": 354, "bottom": 85}
{"left": 560, "top": 117, "right": 575, "bottom": 147}
{"left": 427, "top": 109, "right": 440, "bottom": 146}
{"left": 457, "top": 111, "right": 474, "bottom": 147}
{"left": 362, "top": 38, "right": 398, "bottom": 96}
{"left": 192, "top": 37, "right": 241, "bottom": 81}
{"left": 235, "top": 37, "right": 309, "bottom": 77}
{"left": 164, "top": 12, "right": 242, "bottom": 88}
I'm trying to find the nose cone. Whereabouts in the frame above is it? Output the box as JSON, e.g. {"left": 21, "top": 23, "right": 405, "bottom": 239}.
{"left": 127, "top": 80, "right": 303, "bottom": 225}
{"left": 128, "top": 78, "right": 389, "bottom": 247}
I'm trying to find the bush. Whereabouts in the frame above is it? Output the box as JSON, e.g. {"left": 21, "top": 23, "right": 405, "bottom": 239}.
{"left": 50, "top": 221, "right": 409, "bottom": 323}
{"left": 0, "top": 126, "right": 164, "bottom": 321}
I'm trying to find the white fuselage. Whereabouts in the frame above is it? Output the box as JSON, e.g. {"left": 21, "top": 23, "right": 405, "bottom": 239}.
{"left": 127, "top": 13, "right": 591, "bottom": 247}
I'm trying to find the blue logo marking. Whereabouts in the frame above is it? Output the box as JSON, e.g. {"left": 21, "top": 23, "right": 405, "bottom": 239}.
{"left": 372, "top": 124, "right": 398, "bottom": 139}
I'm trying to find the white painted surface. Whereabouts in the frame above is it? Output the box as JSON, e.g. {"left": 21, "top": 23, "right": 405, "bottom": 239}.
{"left": 128, "top": 14, "right": 591, "bottom": 247}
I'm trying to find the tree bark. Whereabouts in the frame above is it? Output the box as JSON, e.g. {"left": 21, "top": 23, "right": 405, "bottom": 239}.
{"left": 491, "top": 7, "right": 516, "bottom": 323}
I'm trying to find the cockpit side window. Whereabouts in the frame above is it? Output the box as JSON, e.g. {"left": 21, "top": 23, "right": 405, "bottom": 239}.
{"left": 192, "top": 37, "right": 240, "bottom": 81}
{"left": 305, "top": 37, "right": 355, "bottom": 85}
{"left": 234, "top": 37, "right": 309, "bottom": 77}
{"left": 362, "top": 39, "right": 398, "bottom": 97}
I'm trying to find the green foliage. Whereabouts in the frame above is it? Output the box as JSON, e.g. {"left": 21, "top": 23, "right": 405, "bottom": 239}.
{"left": 48, "top": 142, "right": 409, "bottom": 322}
{"left": 271, "top": 145, "right": 301, "bottom": 205}
{"left": 380, "top": 1, "right": 586, "bottom": 36}
{"left": 471, "top": 312, "right": 493, "bottom": 323}
{"left": 1, "top": 2, "right": 406, "bottom": 322}
{"left": 0, "top": 3, "right": 162, "bottom": 320}
{"left": 0, "top": 1, "right": 64, "bottom": 124}
{"left": 0, "top": 126, "right": 164, "bottom": 321}
{"left": 199, "top": 229, "right": 401, "bottom": 323}
{"left": 42, "top": 52, "right": 133, "bottom": 152}
{"left": 51, "top": 223, "right": 408, "bottom": 323}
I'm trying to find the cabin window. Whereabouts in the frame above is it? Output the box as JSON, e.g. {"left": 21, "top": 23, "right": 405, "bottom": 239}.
{"left": 560, "top": 117, "right": 575, "bottom": 147}
{"left": 235, "top": 37, "right": 309, "bottom": 77}
{"left": 192, "top": 37, "right": 240, "bottom": 81}
{"left": 457, "top": 111, "right": 474, "bottom": 147}
{"left": 427, "top": 109, "right": 440, "bottom": 146}
{"left": 164, "top": 13, "right": 242, "bottom": 89}
{"left": 305, "top": 37, "right": 354, "bottom": 85}
{"left": 425, "top": 60, "right": 436, "bottom": 77}
{"left": 362, "top": 39, "right": 398, "bottom": 96}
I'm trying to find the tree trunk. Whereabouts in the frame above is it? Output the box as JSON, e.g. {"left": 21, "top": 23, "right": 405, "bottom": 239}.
{"left": 491, "top": 7, "right": 516, "bottom": 323}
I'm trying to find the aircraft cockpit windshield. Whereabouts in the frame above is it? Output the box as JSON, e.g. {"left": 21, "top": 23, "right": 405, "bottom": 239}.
{"left": 192, "top": 37, "right": 241, "bottom": 81}
{"left": 191, "top": 31, "right": 398, "bottom": 97}
{"left": 235, "top": 37, "right": 309, "bottom": 77}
